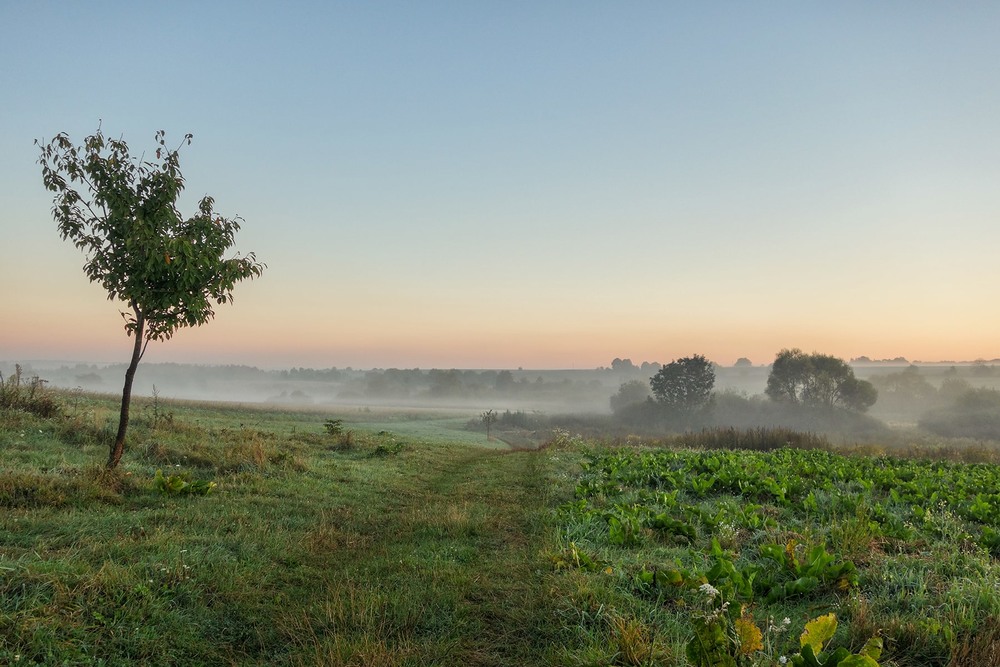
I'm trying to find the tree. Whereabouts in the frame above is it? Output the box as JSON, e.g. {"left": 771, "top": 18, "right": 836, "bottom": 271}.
{"left": 494, "top": 370, "right": 515, "bottom": 392}
{"left": 610, "top": 379, "right": 651, "bottom": 415}
{"left": 481, "top": 409, "right": 498, "bottom": 440}
{"left": 37, "top": 127, "right": 265, "bottom": 468}
{"left": 610, "top": 357, "right": 638, "bottom": 373}
{"left": 869, "top": 365, "right": 936, "bottom": 417}
{"left": 765, "top": 349, "right": 877, "bottom": 412}
{"left": 650, "top": 354, "right": 715, "bottom": 414}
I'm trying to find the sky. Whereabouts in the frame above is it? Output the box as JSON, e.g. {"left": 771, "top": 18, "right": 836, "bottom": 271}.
{"left": 2, "top": 2, "right": 999, "bottom": 370}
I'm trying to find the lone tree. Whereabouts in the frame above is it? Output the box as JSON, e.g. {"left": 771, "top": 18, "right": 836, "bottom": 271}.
{"left": 650, "top": 354, "right": 716, "bottom": 415}
{"left": 37, "top": 127, "right": 265, "bottom": 468}
{"left": 765, "top": 349, "right": 877, "bottom": 412}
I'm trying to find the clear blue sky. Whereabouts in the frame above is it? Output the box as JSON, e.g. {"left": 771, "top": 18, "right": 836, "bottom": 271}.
{"left": 3, "top": 2, "right": 999, "bottom": 369}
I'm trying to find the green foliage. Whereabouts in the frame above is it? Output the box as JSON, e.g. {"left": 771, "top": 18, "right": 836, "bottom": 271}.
{"left": 557, "top": 442, "right": 1000, "bottom": 665}
{"left": 550, "top": 542, "right": 607, "bottom": 572}
{"left": 766, "top": 349, "right": 877, "bottom": 412}
{"left": 791, "top": 613, "right": 881, "bottom": 667}
{"left": 650, "top": 354, "right": 716, "bottom": 414}
{"left": 758, "top": 541, "right": 858, "bottom": 602}
{"left": 36, "top": 126, "right": 265, "bottom": 468}
{"left": 323, "top": 418, "right": 345, "bottom": 436}
{"left": 648, "top": 513, "right": 697, "bottom": 542}
{"left": 687, "top": 615, "right": 738, "bottom": 667}
{"left": 610, "top": 379, "right": 652, "bottom": 415}
{"left": 152, "top": 469, "right": 216, "bottom": 496}
{"left": 36, "top": 128, "right": 265, "bottom": 343}
{"left": 369, "top": 438, "right": 406, "bottom": 458}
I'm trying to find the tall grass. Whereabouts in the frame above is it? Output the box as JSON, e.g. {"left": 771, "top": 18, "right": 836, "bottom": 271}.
{"left": 0, "top": 365, "right": 59, "bottom": 418}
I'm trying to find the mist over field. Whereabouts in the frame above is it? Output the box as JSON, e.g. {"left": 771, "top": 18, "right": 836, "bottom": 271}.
{"left": 7, "top": 356, "right": 1000, "bottom": 446}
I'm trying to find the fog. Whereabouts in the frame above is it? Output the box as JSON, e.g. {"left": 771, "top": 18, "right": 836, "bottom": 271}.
{"left": 5, "top": 357, "right": 1000, "bottom": 445}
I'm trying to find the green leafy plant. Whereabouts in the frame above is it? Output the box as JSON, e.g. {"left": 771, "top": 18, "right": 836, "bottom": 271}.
{"left": 323, "top": 418, "right": 345, "bottom": 436}
{"left": 790, "top": 613, "right": 882, "bottom": 667}
{"left": 152, "top": 469, "right": 216, "bottom": 496}
{"left": 759, "top": 540, "right": 858, "bottom": 602}
{"left": 685, "top": 582, "right": 764, "bottom": 667}
{"left": 369, "top": 441, "right": 406, "bottom": 458}
{"left": 551, "top": 542, "right": 608, "bottom": 572}
{"left": 648, "top": 512, "right": 697, "bottom": 542}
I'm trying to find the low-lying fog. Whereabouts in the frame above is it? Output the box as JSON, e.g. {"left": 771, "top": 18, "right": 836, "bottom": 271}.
{"left": 6, "top": 358, "right": 1000, "bottom": 427}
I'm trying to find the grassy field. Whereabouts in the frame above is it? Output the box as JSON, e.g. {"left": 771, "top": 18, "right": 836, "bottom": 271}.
{"left": 2, "top": 386, "right": 1000, "bottom": 665}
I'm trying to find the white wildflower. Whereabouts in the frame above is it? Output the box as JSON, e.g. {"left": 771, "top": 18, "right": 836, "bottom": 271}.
{"left": 698, "top": 583, "right": 720, "bottom": 599}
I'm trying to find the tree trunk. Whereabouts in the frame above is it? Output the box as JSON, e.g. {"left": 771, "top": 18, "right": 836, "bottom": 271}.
{"left": 108, "top": 311, "right": 145, "bottom": 469}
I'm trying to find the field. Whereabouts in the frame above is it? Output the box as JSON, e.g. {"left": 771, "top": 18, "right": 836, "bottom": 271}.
{"left": 2, "top": 388, "right": 1000, "bottom": 665}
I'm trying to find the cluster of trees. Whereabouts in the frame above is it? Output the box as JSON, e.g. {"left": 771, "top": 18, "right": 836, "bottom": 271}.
{"left": 607, "top": 358, "right": 663, "bottom": 374}
{"left": 611, "top": 349, "right": 879, "bottom": 431}
{"left": 765, "top": 349, "right": 878, "bottom": 412}
{"left": 340, "top": 368, "right": 603, "bottom": 405}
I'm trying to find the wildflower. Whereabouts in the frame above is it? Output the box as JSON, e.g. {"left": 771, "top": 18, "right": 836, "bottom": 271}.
{"left": 779, "top": 657, "right": 788, "bottom": 665}
{"left": 698, "top": 583, "right": 720, "bottom": 599}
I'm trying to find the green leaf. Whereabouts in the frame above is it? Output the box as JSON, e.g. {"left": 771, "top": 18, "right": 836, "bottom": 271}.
{"left": 836, "top": 656, "right": 879, "bottom": 667}
{"left": 793, "top": 643, "right": 824, "bottom": 667}
{"left": 859, "top": 637, "right": 883, "bottom": 660}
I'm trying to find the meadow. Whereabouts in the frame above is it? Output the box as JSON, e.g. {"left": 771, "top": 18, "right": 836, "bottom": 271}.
{"left": 1, "top": 383, "right": 999, "bottom": 665}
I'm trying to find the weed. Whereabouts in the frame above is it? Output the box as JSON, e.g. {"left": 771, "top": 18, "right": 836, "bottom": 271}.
{"left": 152, "top": 469, "right": 216, "bottom": 495}
{"left": 607, "top": 611, "right": 664, "bottom": 665}
{"left": 948, "top": 617, "right": 1000, "bottom": 667}
{"left": 0, "top": 365, "right": 60, "bottom": 418}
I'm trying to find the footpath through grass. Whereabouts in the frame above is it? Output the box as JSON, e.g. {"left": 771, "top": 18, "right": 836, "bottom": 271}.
{"left": 0, "top": 392, "right": 572, "bottom": 666}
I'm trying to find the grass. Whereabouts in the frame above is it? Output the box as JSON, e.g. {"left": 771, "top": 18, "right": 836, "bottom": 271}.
{"left": 1, "top": 391, "right": 568, "bottom": 665}
{"left": 2, "top": 389, "right": 1000, "bottom": 665}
